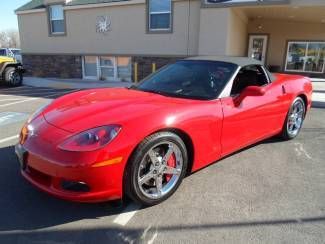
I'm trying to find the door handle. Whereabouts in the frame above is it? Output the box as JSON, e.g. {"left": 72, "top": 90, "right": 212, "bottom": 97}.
{"left": 282, "top": 85, "right": 286, "bottom": 94}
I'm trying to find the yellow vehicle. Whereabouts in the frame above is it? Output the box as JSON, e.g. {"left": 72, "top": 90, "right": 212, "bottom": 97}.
{"left": 0, "top": 56, "right": 25, "bottom": 86}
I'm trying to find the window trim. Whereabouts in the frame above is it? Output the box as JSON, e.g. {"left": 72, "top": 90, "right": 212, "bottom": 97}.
{"left": 146, "top": 0, "right": 173, "bottom": 34}
{"left": 284, "top": 40, "right": 325, "bottom": 74}
{"left": 47, "top": 4, "right": 67, "bottom": 36}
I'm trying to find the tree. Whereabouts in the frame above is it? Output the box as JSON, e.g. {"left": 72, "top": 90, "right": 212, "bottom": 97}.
{"left": 0, "top": 31, "right": 8, "bottom": 48}
{"left": 0, "top": 29, "right": 20, "bottom": 48}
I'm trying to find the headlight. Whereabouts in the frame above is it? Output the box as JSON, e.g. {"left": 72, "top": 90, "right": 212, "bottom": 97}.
{"left": 58, "top": 125, "right": 121, "bottom": 152}
{"left": 19, "top": 102, "right": 52, "bottom": 144}
{"left": 27, "top": 101, "right": 52, "bottom": 123}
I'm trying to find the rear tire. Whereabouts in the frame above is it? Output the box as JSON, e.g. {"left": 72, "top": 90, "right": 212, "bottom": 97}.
{"left": 4, "top": 67, "right": 23, "bottom": 87}
{"left": 281, "top": 97, "right": 305, "bottom": 140}
{"left": 124, "top": 132, "right": 188, "bottom": 206}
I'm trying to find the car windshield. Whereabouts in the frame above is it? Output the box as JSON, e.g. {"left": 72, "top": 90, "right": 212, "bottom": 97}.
{"left": 10, "top": 49, "right": 21, "bottom": 55}
{"left": 134, "top": 60, "right": 237, "bottom": 100}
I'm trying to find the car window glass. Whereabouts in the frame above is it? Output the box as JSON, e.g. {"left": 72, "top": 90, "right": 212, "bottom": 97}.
{"left": 0, "top": 49, "right": 6, "bottom": 56}
{"left": 230, "top": 65, "right": 269, "bottom": 96}
{"left": 11, "top": 50, "right": 21, "bottom": 55}
{"left": 136, "top": 60, "right": 238, "bottom": 100}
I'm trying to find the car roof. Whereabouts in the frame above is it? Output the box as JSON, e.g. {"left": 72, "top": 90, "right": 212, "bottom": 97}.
{"left": 185, "top": 56, "right": 263, "bottom": 67}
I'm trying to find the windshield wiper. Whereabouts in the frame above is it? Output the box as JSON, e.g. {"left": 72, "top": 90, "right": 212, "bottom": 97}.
{"left": 142, "top": 89, "right": 169, "bottom": 96}
{"left": 127, "top": 85, "right": 138, "bottom": 90}
{"left": 126, "top": 86, "right": 166, "bottom": 96}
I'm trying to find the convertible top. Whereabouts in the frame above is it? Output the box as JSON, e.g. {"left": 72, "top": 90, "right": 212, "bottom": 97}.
{"left": 186, "top": 56, "right": 263, "bottom": 67}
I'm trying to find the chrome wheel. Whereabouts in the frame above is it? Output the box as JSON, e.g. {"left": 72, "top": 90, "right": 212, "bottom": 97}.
{"left": 137, "top": 141, "right": 183, "bottom": 200}
{"left": 287, "top": 99, "right": 305, "bottom": 137}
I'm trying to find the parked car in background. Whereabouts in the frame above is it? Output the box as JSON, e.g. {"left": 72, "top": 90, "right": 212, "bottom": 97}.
{"left": 0, "top": 48, "right": 23, "bottom": 63}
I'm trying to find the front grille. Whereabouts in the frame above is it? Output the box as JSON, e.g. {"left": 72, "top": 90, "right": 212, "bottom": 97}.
{"left": 61, "top": 180, "right": 90, "bottom": 193}
{"left": 26, "top": 166, "right": 51, "bottom": 187}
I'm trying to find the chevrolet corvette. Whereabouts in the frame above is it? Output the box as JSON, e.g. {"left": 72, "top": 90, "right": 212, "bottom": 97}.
{"left": 15, "top": 56, "right": 313, "bottom": 206}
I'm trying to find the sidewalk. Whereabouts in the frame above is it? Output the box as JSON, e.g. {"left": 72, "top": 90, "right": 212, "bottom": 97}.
{"left": 23, "top": 77, "right": 132, "bottom": 89}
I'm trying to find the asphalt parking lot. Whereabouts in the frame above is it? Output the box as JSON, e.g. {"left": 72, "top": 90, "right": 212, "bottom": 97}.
{"left": 0, "top": 85, "right": 324, "bottom": 244}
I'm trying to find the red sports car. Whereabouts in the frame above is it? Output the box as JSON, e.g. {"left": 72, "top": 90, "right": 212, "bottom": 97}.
{"left": 15, "top": 57, "right": 312, "bottom": 206}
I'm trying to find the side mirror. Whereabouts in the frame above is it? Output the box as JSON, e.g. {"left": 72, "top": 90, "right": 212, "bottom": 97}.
{"left": 242, "top": 86, "right": 266, "bottom": 97}
{"left": 234, "top": 86, "right": 266, "bottom": 105}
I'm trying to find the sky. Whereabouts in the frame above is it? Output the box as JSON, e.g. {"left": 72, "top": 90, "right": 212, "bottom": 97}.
{"left": 0, "top": 0, "right": 29, "bottom": 31}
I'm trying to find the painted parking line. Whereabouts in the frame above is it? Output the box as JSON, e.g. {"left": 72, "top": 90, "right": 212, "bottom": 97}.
{"left": 0, "top": 98, "right": 39, "bottom": 107}
{"left": 313, "top": 92, "right": 325, "bottom": 102}
{"left": 0, "top": 87, "right": 71, "bottom": 93}
{"left": 0, "top": 89, "right": 80, "bottom": 108}
{"left": 0, "top": 135, "right": 19, "bottom": 144}
{"left": 0, "top": 112, "right": 29, "bottom": 127}
{"left": 0, "top": 98, "right": 23, "bottom": 102}
{"left": 113, "top": 203, "right": 141, "bottom": 226}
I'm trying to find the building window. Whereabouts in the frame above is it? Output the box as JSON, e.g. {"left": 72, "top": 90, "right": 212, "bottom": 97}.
{"left": 82, "top": 56, "right": 132, "bottom": 81}
{"left": 49, "top": 5, "right": 65, "bottom": 34}
{"left": 285, "top": 41, "right": 325, "bottom": 73}
{"left": 148, "top": 0, "right": 172, "bottom": 32}
{"left": 117, "top": 57, "right": 132, "bottom": 81}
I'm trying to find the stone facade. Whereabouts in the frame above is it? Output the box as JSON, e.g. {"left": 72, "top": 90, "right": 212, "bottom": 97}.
{"left": 23, "top": 55, "right": 82, "bottom": 79}
{"left": 22, "top": 54, "right": 185, "bottom": 81}
{"left": 132, "top": 56, "right": 185, "bottom": 82}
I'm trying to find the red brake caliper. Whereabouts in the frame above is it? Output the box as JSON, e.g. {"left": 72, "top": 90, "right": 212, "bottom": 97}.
{"left": 165, "top": 153, "right": 176, "bottom": 182}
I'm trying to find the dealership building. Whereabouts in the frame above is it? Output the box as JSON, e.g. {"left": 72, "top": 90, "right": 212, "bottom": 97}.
{"left": 16, "top": 0, "right": 325, "bottom": 81}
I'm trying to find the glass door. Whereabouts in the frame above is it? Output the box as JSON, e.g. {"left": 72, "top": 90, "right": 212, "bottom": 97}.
{"left": 83, "top": 56, "right": 98, "bottom": 79}
{"left": 99, "top": 56, "right": 116, "bottom": 81}
{"left": 248, "top": 35, "right": 268, "bottom": 64}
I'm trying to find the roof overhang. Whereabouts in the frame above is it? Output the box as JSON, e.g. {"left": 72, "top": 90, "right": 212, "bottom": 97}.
{"left": 15, "top": 8, "right": 46, "bottom": 15}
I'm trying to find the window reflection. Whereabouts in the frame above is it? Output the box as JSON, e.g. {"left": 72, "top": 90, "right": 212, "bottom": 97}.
{"left": 285, "top": 42, "right": 325, "bottom": 73}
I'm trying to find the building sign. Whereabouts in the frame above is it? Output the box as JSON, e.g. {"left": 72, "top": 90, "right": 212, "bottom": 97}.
{"left": 203, "top": 0, "right": 289, "bottom": 7}
{"left": 96, "top": 16, "right": 111, "bottom": 33}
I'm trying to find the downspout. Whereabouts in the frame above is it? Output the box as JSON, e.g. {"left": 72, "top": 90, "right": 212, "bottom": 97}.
{"left": 186, "top": 0, "right": 191, "bottom": 56}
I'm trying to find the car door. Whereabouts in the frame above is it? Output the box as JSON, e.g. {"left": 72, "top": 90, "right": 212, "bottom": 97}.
{"left": 220, "top": 65, "right": 286, "bottom": 157}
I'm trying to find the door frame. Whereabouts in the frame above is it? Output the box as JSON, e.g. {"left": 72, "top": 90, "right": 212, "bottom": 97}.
{"left": 247, "top": 34, "right": 269, "bottom": 65}
{"left": 99, "top": 56, "right": 118, "bottom": 81}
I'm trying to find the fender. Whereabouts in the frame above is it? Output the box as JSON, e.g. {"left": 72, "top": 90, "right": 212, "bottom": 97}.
{"left": 0, "top": 62, "right": 25, "bottom": 75}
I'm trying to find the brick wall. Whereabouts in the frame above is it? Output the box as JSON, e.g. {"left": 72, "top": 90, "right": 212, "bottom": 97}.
{"left": 22, "top": 54, "right": 82, "bottom": 79}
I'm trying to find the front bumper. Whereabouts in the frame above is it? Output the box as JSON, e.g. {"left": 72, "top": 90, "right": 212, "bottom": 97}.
{"left": 15, "top": 143, "right": 124, "bottom": 203}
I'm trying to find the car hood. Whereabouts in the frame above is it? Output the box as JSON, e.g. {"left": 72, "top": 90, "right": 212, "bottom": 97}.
{"left": 43, "top": 88, "right": 195, "bottom": 133}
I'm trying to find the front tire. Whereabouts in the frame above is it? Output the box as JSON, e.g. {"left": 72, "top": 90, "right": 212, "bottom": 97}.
{"left": 281, "top": 97, "right": 305, "bottom": 140}
{"left": 125, "top": 132, "right": 188, "bottom": 206}
{"left": 4, "top": 67, "right": 23, "bottom": 87}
